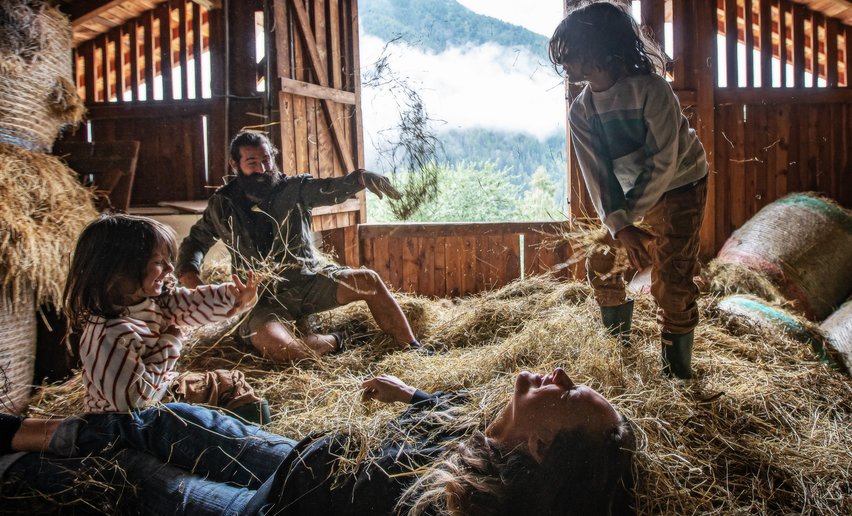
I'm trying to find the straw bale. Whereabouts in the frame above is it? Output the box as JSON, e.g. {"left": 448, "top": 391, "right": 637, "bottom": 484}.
{"left": 716, "top": 192, "right": 852, "bottom": 320}
{"left": 821, "top": 299, "right": 852, "bottom": 374}
{"left": 0, "top": 142, "right": 97, "bottom": 305}
{"left": 26, "top": 276, "right": 852, "bottom": 515}
{"left": 702, "top": 259, "right": 788, "bottom": 305}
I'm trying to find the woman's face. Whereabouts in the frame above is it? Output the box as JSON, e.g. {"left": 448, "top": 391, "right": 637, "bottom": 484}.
{"left": 485, "top": 368, "right": 620, "bottom": 456}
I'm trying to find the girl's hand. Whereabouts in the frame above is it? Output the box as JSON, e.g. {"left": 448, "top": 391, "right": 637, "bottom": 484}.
{"left": 226, "top": 272, "right": 258, "bottom": 316}
{"left": 361, "top": 375, "right": 417, "bottom": 404}
{"left": 162, "top": 325, "right": 183, "bottom": 338}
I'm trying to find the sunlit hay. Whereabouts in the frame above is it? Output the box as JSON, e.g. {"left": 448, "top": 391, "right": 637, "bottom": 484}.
{"left": 28, "top": 274, "right": 852, "bottom": 514}
{"left": 702, "top": 259, "right": 788, "bottom": 306}
{"left": 0, "top": 142, "right": 97, "bottom": 305}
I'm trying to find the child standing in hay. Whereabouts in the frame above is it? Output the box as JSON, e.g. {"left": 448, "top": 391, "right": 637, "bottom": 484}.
{"left": 63, "top": 214, "right": 270, "bottom": 422}
{"left": 549, "top": 2, "right": 709, "bottom": 379}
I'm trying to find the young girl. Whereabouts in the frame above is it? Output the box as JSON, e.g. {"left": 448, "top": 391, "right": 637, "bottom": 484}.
{"left": 549, "top": 2, "right": 709, "bottom": 379}
{"left": 62, "top": 214, "right": 267, "bottom": 420}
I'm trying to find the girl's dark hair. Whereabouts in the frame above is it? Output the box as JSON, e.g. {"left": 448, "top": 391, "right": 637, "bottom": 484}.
{"left": 63, "top": 214, "right": 177, "bottom": 354}
{"left": 229, "top": 131, "right": 280, "bottom": 163}
{"left": 549, "top": 1, "right": 665, "bottom": 81}
{"left": 401, "top": 417, "right": 637, "bottom": 515}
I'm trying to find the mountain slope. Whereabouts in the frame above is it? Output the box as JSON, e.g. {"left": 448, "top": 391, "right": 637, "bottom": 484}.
{"left": 359, "top": 0, "right": 549, "bottom": 60}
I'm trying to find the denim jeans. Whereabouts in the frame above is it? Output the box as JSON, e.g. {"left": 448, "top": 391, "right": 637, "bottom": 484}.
{"left": 0, "top": 403, "right": 296, "bottom": 514}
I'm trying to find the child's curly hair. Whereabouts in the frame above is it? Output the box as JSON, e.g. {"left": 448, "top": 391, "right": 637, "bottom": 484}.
{"left": 549, "top": 1, "right": 666, "bottom": 81}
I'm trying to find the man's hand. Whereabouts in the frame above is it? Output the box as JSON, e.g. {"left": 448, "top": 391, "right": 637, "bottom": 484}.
{"left": 361, "top": 375, "right": 416, "bottom": 404}
{"left": 179, "top": 271, "right": 203, "bottom": 289}
{"left": 226, "top": 272, "right": 258, "bottom": 317}
{"left": 356, "top": 169, "right": 402, "bottom": 200}
{"left": 615, "top": 225, "right": 653, "bottom": 270}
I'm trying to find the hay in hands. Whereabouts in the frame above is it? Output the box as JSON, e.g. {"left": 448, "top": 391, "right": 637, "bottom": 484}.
{"left": 28, "top": 274, "right": 851, "bottom": 514}
{"left": 0, "top": 142, "right": 97, "bottom": 305}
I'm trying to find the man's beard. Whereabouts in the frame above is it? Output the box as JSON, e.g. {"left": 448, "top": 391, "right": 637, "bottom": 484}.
{"left": 236, "top": 167, "right": 281, "bottom": 200}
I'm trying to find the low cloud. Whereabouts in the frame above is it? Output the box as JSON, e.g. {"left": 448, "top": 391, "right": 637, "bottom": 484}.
{"left": 359, "top": 33, "right": 567, "bottom": 166}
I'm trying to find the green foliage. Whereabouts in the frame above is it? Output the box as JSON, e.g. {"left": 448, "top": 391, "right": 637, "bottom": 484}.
{"left": 516, "top": 167, "right": 565, "bottom": 221}
{"left": 435, "top": 128, "right": 567, "bottom": 207}
{"left": 359, "top": 0, "right": 549, "bottom": 61}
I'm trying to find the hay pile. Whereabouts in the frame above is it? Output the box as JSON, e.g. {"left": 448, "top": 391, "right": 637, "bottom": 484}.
{"left": 0, "top": 142, "right": 96, "bottom": 305}
{"left": 27, "top": 273, "right": 851, "bottom": 514}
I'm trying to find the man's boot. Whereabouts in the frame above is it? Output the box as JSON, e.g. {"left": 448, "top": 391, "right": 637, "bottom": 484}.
{"left": 661, "top": 330, "right": 694, "bottom": 379}
{"left": 600, "top": 299, "right": 634, "bottom": 347}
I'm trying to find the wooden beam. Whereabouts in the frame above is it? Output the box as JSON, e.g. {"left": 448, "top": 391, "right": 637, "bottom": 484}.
{"left": 289, "top": 0, "right": 356, "bottom": 172}
{"left": 716, "top": 86, "right": 852, "bottom": 104}
{"left": 143, "top": 11, "right": 155, "bottom": 101}
{"left": 793, "top": 3, "right": 806, "bottom": 87}
{"left": 179, "top": 0, "right": 189, "bottom": 100}
{"left": 67, "top": 0, "right": 164, "bottom": 24}
{"left": 280, "top": 77, "right": 356, "bottom": 104}
{"left": 827, "top": 17, "right": 839, "bottom": 86}
{"left": 744, "top": 0, "right": 754, "bottom": 87}
{"left": 192, "top": 2, "right": 203, "bottom": 99}
{"left": 157, "top": 2, "right": 173, "bottom": 100}
{"left": 128, "top": 20, "right": 139, "bottom": 101}
{"left": 359, "top": 222, "right": 570, "bottom": 240}
{"left": 760, "top": 0, "right": 772, "bottom": 86}
{"left": 725, "top": 0, "right": 738, "bottom": 87}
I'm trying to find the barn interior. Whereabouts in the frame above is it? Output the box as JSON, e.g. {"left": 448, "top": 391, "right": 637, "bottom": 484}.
{"left": 0, "top": 0, "right": 850, "bottom": 514}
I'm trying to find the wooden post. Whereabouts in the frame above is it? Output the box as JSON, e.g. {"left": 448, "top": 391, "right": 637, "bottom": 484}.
{"left": 692, "top": 0, "right": 718, "bottom": 257}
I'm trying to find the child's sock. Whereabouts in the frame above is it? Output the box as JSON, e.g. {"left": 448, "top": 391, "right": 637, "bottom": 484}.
{"left": 0, "top": 413, "right": 24, "bottom": 454}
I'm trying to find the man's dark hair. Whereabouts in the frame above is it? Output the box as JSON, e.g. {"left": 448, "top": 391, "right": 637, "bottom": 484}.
{"left": 229, "top": 131, "right": 280, "bottom": 163}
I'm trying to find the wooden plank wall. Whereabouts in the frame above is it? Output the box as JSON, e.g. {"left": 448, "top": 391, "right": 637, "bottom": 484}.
{"left": 273, "top": 0, "right": 364, "bottom": 244}
{"left": 65, "top": 0, "right": 232, "bottom": 206}
{"left": 713, "top": 0, "right": 852, "bottom": 252}
{"left": 358, "top": 223, "right": 572, "bottom": 297}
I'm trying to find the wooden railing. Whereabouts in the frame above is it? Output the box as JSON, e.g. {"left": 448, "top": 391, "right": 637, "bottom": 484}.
{"left": 357, "top": 222, "right": 573, "bottom": 297}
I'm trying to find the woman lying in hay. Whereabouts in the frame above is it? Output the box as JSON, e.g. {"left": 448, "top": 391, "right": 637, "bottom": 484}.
{"left": 1, "top": 368, "right": 635, "bottom": 515}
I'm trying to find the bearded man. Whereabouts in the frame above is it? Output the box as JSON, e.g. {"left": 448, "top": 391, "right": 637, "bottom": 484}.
{"left": 177, "top": 131, "right": 425, "bottom": 363}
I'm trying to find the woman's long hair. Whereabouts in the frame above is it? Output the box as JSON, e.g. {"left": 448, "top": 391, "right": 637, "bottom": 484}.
{"left": 549, "top": 1, "right": 666, "bottom": 81}
{"left": 400, "top": 417, "right": 636, "bottom": 516}
{"left": 63, "top": 214, "right": 177, "bottom": 359}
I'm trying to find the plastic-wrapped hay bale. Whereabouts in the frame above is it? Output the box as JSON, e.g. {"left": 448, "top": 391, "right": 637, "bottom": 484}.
{"left": 0, "top": 1, "right": 93, "bottom": 414}
{"left": 716, "top": 295, "right": 847, "bottom": 374}
{"left": 716, "top": 193, "right": 852, "bottom": 320}
{"left": 820, "top": 299, "right": 852, "bottom": 374}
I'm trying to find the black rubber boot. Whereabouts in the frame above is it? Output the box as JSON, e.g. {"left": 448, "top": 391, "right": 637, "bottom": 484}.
{"left": 600, "top": 299, "right": 634, "bottom": 347}
{"left": 230, "top": 400, "right": 271, "bottom": 426}
{"left": 661, "top": 330, "right": 694, "bottom": 379}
